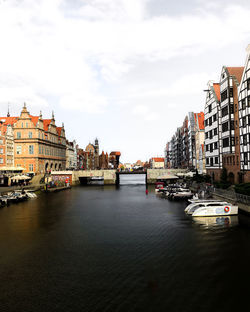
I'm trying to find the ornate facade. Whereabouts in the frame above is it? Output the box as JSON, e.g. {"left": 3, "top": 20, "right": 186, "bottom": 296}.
{"left": 0, "top": 104, "right": 66, "bottom": 173}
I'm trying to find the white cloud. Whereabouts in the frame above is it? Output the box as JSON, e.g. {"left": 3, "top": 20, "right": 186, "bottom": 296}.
{"left": 0, "top": 0, "right": 250, "bottom": 160}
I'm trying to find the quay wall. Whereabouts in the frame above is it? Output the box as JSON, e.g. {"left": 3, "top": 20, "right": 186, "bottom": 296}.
{"left": 146, "top": 169, "right": 188, "bottom": 184}
{"left": 53, "top": 170, "right": 117, "bottom": 185}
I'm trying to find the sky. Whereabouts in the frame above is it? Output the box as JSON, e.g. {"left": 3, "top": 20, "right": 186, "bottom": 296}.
{"left": 0, "top": 0, "right": 250, "bottom": 163}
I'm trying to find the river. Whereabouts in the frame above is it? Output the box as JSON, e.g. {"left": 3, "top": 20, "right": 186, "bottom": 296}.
{"left": 0, "top": 174, "right": 250, "bottom": 311}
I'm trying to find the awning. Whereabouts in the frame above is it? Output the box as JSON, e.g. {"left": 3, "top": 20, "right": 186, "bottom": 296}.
{"left": 0, "top": 166, "right": 25, "bottom": 171}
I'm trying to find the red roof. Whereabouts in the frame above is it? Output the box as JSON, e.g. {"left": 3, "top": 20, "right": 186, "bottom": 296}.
{"left": 0, "top": 116, "right": 18, "bottom": 125}
{"left": 30, "top": 115, "right": 39, "bottom": 126}
{"left": 56, "top": 127, "right": 62, "bottom": 136}
{"left": 43, "top": 119, "right": 52, "bottom": 131}
{"left": 151, "top": 157, "right": 164, "bottom": 162}
{"left": 213, "top": 83, "right": 220, "bottom": 101}
{"left": 110, "top": 151, "right": 121, "bottom": 156}
{"left": 226, "top": 67, "right": 244, "bottom": 84}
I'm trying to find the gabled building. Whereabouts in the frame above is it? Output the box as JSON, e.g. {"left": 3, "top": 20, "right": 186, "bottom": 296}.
{"left": 219, "top": 66, "right": 244, "bottom": 183}
{"left": 238, "top": 45, "right": 250, "bottom": 183}
{"left": 204, "top": 82, "right": 221, "bottom": 182}
{"left": 150, "top": 157, "right": 165, "bottom": 169}
{"left": 66, "top": 140, "right": 77, "bottom": 170}
{"left": 194, "top": 112, "right": 205, "bottom": 173}
{"left": 0, "top": 104, "right": 66, "bottom": 173}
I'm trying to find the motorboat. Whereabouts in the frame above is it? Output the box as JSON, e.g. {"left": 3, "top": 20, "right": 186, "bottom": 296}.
{"left": 15, "top": 189, "right": 37, "bottom": 199}
{"left": 185, "top": 200, "right": 238, "bottom": 217}
{"left": 7, "top": 191, "right": 28, "bottom": 202}
{"left": 169, "top": 188, "right": 193, "bottom": 200}
{"left": 188, "top": 199, "right": 225, "bottom": 204}
{"left": 185, "top": 200, "right": 228, "bottom": 214}
{"left": 155, "top": 182, "right": 165, "bottom": 193}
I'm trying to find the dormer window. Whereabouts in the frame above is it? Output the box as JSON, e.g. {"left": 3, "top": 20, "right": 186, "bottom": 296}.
{"left": 222, "top": 73, "right": 225, "bottom": 79}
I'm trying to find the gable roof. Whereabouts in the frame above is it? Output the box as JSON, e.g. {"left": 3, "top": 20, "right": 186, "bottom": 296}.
{"left": 213, "top": 83, "right": 220, "bottom": 101}
{"left": 226, "top": 67, "right": 244, "bottom": 84}
{"left": 151, "top": 157, "right": 164, "bottom": 162}
{"left": 56, "top": 127, "right": 62, "bottom": 136}
{"left": 43, "top": 119, "right": 52, "bottom": 131}
{"left": 0, "top": 116, "right": 19, "bottom": 126}
{"left": 30, "top": 116, "right": 39, "bottom": 127}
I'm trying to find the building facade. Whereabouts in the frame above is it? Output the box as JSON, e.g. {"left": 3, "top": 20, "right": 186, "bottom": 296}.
{"left": 0, "top": 104, "right": 66, "bottom": 173}
{"left": 66, "top": 140, "right": 77, "bottom": 170}
{"left": 219, "top": 66, "right": 243, "bottom": 184}
{"left": 238, "top": 45, "right": 250, "bottom": 183}
{"left": 150, "top": 157, "right": 165, "bottom": 169}
{"left": 204, "top": 82, "right": 222, "bottom": 182}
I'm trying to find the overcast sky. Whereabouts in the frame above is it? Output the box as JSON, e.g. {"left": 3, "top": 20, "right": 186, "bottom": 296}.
{"left": 0, "top": 0, "right": 250, "bottom": 163}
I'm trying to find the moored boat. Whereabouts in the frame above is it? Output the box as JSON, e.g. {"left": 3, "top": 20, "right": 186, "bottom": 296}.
{"left": 185, "top": 200, "right": 238, "bottom": 217}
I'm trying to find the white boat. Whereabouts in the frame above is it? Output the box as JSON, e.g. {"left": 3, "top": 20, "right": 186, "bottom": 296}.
{"left": 170, "top": 188, "right": 193, "bottom": 199}
{"left": 185, "top": 200, "right": 228, "bottom": 214}
{"left": 185, "top": 201, "right": 238, "bottom": 217}
{"left": 15, "top": 189, "right": 37, "bottom": 198}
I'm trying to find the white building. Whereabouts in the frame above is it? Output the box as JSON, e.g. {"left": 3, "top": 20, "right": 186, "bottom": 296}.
{"left": 204, "top": 81, "right": 222, "bottom": 182}
{"left": 238, "top": 45, "right": 250, "bottom": 183}
{"left": 66, "top": 140, "right": 77, "bottom": 170}
{"left": 150, "top": 157, "right": 165, "bottom": 169}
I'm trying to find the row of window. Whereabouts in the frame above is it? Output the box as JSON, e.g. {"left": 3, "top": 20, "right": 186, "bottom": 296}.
{"left": 205, "top": 142, "right": 218, "bottom": 152}
{"left": 204, "top": 114, "right": 217, "bottom": 126}
{"left": 222, "top": 120, "right": 235, "bottom": 132}
{"left": 242, "top": 134, "right": 250, "bottom": 145}
{"left": 241, "top": 115, "right": 250, "bottom": 127}
{"left": 205, "top": 128, "right": 218, "bottom": 140}
{"left": 222, "top": 104, "right": 234, "bottom": 117}
{"left": 221, "top": 88, "right": 234, "bottom": 102}
{"left": 206, "top": 137, "right": 236, "bottom": 150}
{"left": 16, "top": 145, "right": 65, "bottom": 157}
{"left": 206, "top": 157, "right": 219, "bottom": 166}
{"left": 16, "top": 132, "right": 33, "bottom": 139}
{"left": 16, "top": 131, "right": 61, "bottom": 143}
{"left": 240, "top": 96, "right": 250, "bottom": 110}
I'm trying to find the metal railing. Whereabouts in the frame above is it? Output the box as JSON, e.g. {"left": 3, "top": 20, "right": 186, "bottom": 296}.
{"left": 235, "top": 193, "right": 250, "bottom": 205}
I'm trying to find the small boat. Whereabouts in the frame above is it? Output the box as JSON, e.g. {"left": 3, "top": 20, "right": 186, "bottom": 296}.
{"left": 155, "top": 182, "right": 165, "bottom": 193}
{"left": 185, "top": 200, "right": 238, "bottom": 217}
{"left": 169, "top": 188, "right": 193, "bottom": 200}
{"left": 15, "top": 189, "right": 37, "bottom": 198}
{"left": 7, "top": 191, "right": 28, "bottom": 202}
{"left": 185, "top": 200, "right": 228, "bottom": 214}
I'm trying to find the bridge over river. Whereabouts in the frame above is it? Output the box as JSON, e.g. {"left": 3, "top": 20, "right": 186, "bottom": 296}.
{"left": 51, "top": 169, "right": 188, "bottom": 185}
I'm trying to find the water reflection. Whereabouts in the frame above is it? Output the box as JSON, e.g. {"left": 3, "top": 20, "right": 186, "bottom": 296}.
{"left": 192, "top": 216, "right": 239, "bottom": 228}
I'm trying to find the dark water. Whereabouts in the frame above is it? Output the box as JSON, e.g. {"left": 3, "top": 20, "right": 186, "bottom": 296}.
{"left": 1, "top": 175, "right": 250, "bottom": 312}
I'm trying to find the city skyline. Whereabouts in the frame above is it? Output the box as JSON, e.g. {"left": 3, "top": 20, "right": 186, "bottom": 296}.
{"left": 1, "top": 0, "right": 250, "bottom": 162}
